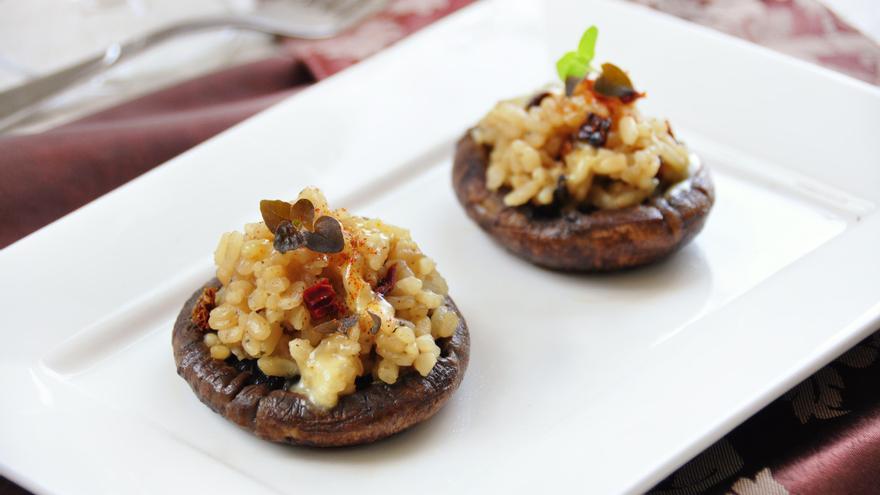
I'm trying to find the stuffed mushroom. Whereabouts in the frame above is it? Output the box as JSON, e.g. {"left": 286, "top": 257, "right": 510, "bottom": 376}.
{"left": 452, "top": 26, "right": 714, "bottom": 271}
{"left": 173, "top": 187, "right": 469, "bottom": 446}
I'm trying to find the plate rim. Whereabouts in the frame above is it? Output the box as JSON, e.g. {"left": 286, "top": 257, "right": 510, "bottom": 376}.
{"left": 2, "top": 1, "right": 880, "bottom": 494}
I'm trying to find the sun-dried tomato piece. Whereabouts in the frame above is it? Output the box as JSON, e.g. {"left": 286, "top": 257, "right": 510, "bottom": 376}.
{"left": 576, "top": 113, "right": 612, "bottom": 148}
{"left": 375, "top": 264, "right": 397, "bottom": 296}
{"left": 190, "top": 287, "right": 216, "bottom": 330}
{"left": 303, "top": 278, "right": 342, "bottom": 321}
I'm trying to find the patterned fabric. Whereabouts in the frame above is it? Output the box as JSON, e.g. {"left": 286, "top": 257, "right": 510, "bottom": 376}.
{"left": 650, "top": 333, "right": 880, "bottom": 494}
{"left": 289, "top": 0, "right": 879, "bottom": 85}
{"left": 285, "top": 0, "right": 475, "bottom": 79}
{"left": 636, "top": 4, "right": 880, "bottom": 492}
{"left": 631, "top": 0, "right": 879, "bottom": 85}
{"left": 1, "top": 1, "right": 878, "bottom": 494}
{"left": 0, "top": 57, "right": 316, "bottom": 248}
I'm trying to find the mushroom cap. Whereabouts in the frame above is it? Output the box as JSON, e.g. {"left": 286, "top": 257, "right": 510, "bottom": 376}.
{"left": 173, "top": 279, "right": 470, "bottom": 447}
{"left": 452, "top": 132, "right": 715, "bottom": 271}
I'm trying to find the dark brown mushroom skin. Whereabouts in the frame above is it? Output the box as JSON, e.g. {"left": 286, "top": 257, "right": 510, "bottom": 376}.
{"left": 452, "top": 132, "right": 715, "bottom": 271}
{"left": 173, "top": 279, "right": 470, "bottom": 447}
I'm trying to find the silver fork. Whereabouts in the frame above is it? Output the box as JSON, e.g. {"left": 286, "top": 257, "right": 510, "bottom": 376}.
{"left": 0, "top": 0, "right": 386, "bottom": 129}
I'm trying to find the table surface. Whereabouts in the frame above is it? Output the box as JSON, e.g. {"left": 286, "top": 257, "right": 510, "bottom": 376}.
{"left": 0, "top": 0, "right": 877, "bottom": 134}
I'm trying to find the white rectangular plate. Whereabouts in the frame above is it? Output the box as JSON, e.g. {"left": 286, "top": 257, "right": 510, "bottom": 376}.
{"left": 2, "top": 1, "right": 880, "bottom": 493}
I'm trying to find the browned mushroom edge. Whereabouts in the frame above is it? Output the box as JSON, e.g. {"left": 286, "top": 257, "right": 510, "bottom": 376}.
{"left": 172, "top": 279, "right": 470, "bottom": 447}
{"left": 452, "top": 132, "right": 715, "bottom": 271}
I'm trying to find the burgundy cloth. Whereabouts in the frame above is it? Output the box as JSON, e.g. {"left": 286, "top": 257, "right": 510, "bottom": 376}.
{"left": 0, "top": 56, "right": 313, "bottom": 247}
{"left": 1, "top": 0, "right": 879, "bottom": 494}
{"left": 649, "top": 333, "right": 880, "bottom": 494}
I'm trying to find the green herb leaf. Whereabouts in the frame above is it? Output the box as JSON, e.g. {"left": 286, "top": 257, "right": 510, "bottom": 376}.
{"left": 577, "top": 26, "right": 599, "bottom": 61}
{"left": 556, "top": 25, "right": 599, "bottom": 84}
{"left": 556, "top": 51, "right": 590, "bottom": 82}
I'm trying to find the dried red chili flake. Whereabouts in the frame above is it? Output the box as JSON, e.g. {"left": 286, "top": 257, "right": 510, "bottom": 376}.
{"left": 375, "top": 264, "right": 397, "bottom": 296}
{"left": 576, "top": 113, "right": 612, "bottom": 148}
{"left": 303, "top": 278, "right": 342, "bottom": 321}
{"left": 665, "top": 119, "right": 677, "bottom": 140}
{"left": 190, "top": 287, "right": 216, "bottom": 330}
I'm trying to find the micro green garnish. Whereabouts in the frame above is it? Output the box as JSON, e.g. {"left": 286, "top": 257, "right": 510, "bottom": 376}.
{"left": 307, "top": 216, "right": 345, "bottom": 253}
{"left": 555, "top": 26, "right": 642, "bottom": 102}
{"left": 594, "top": 62, "right": 640, "bottom": 103}
{"left": 273, "top": 220, "right": 308, "bottom": 253}
{"left": 260, "top": 198, "right": 344, "bottom": 254}
{"left": 260, "top": 198, "right": 317, "bottom": 233}
{"left": 273, "top": 217, "right": 344, "bottom": 254}
{"left": 290, "top": 198, "right": 315, "bottom": 230}
{"left": 556, "top": 25, "right": 598, "bottom": 91}
{"left": 260, "top": 199, "right": 295, "bottom": 233}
